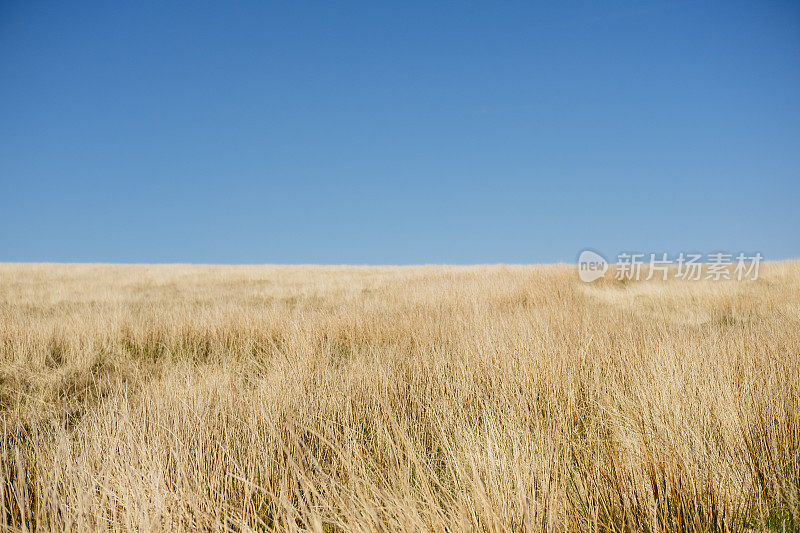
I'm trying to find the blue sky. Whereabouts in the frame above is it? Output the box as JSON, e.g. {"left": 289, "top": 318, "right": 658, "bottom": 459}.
{"left": 1, "top": 1, "right": 799, "bottom": 264}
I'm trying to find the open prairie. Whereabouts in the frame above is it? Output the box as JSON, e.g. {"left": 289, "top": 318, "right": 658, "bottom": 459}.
{"left": 1, "top": 263, "right": 798, "bottom": 531}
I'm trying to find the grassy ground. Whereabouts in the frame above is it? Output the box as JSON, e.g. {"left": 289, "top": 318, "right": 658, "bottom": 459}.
{"left": 1, "top": 263, "right": 798, "bottom": 531}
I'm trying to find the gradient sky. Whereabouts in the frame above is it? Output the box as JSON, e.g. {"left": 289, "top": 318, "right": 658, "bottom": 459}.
{"left": 1, "top": 1, "right": 799, "bottom": 264}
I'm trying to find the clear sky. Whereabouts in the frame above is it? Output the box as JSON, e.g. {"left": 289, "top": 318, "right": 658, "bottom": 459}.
{"left": 1, "top": 1, "right": 799, "bottom": 264}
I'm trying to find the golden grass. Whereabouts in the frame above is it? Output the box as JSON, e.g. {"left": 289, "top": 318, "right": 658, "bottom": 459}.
{"left": 1, "top": 262, "right": 799, "bottom": 531}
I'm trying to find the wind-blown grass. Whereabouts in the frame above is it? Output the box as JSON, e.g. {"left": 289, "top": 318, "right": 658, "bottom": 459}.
{"left": 1, "top": 263, "right": 798, "bottom": 531}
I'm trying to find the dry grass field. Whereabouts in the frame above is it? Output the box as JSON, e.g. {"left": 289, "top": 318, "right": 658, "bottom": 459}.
{"left": 1, "top": 262, "right": 798, "bottom": 531}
